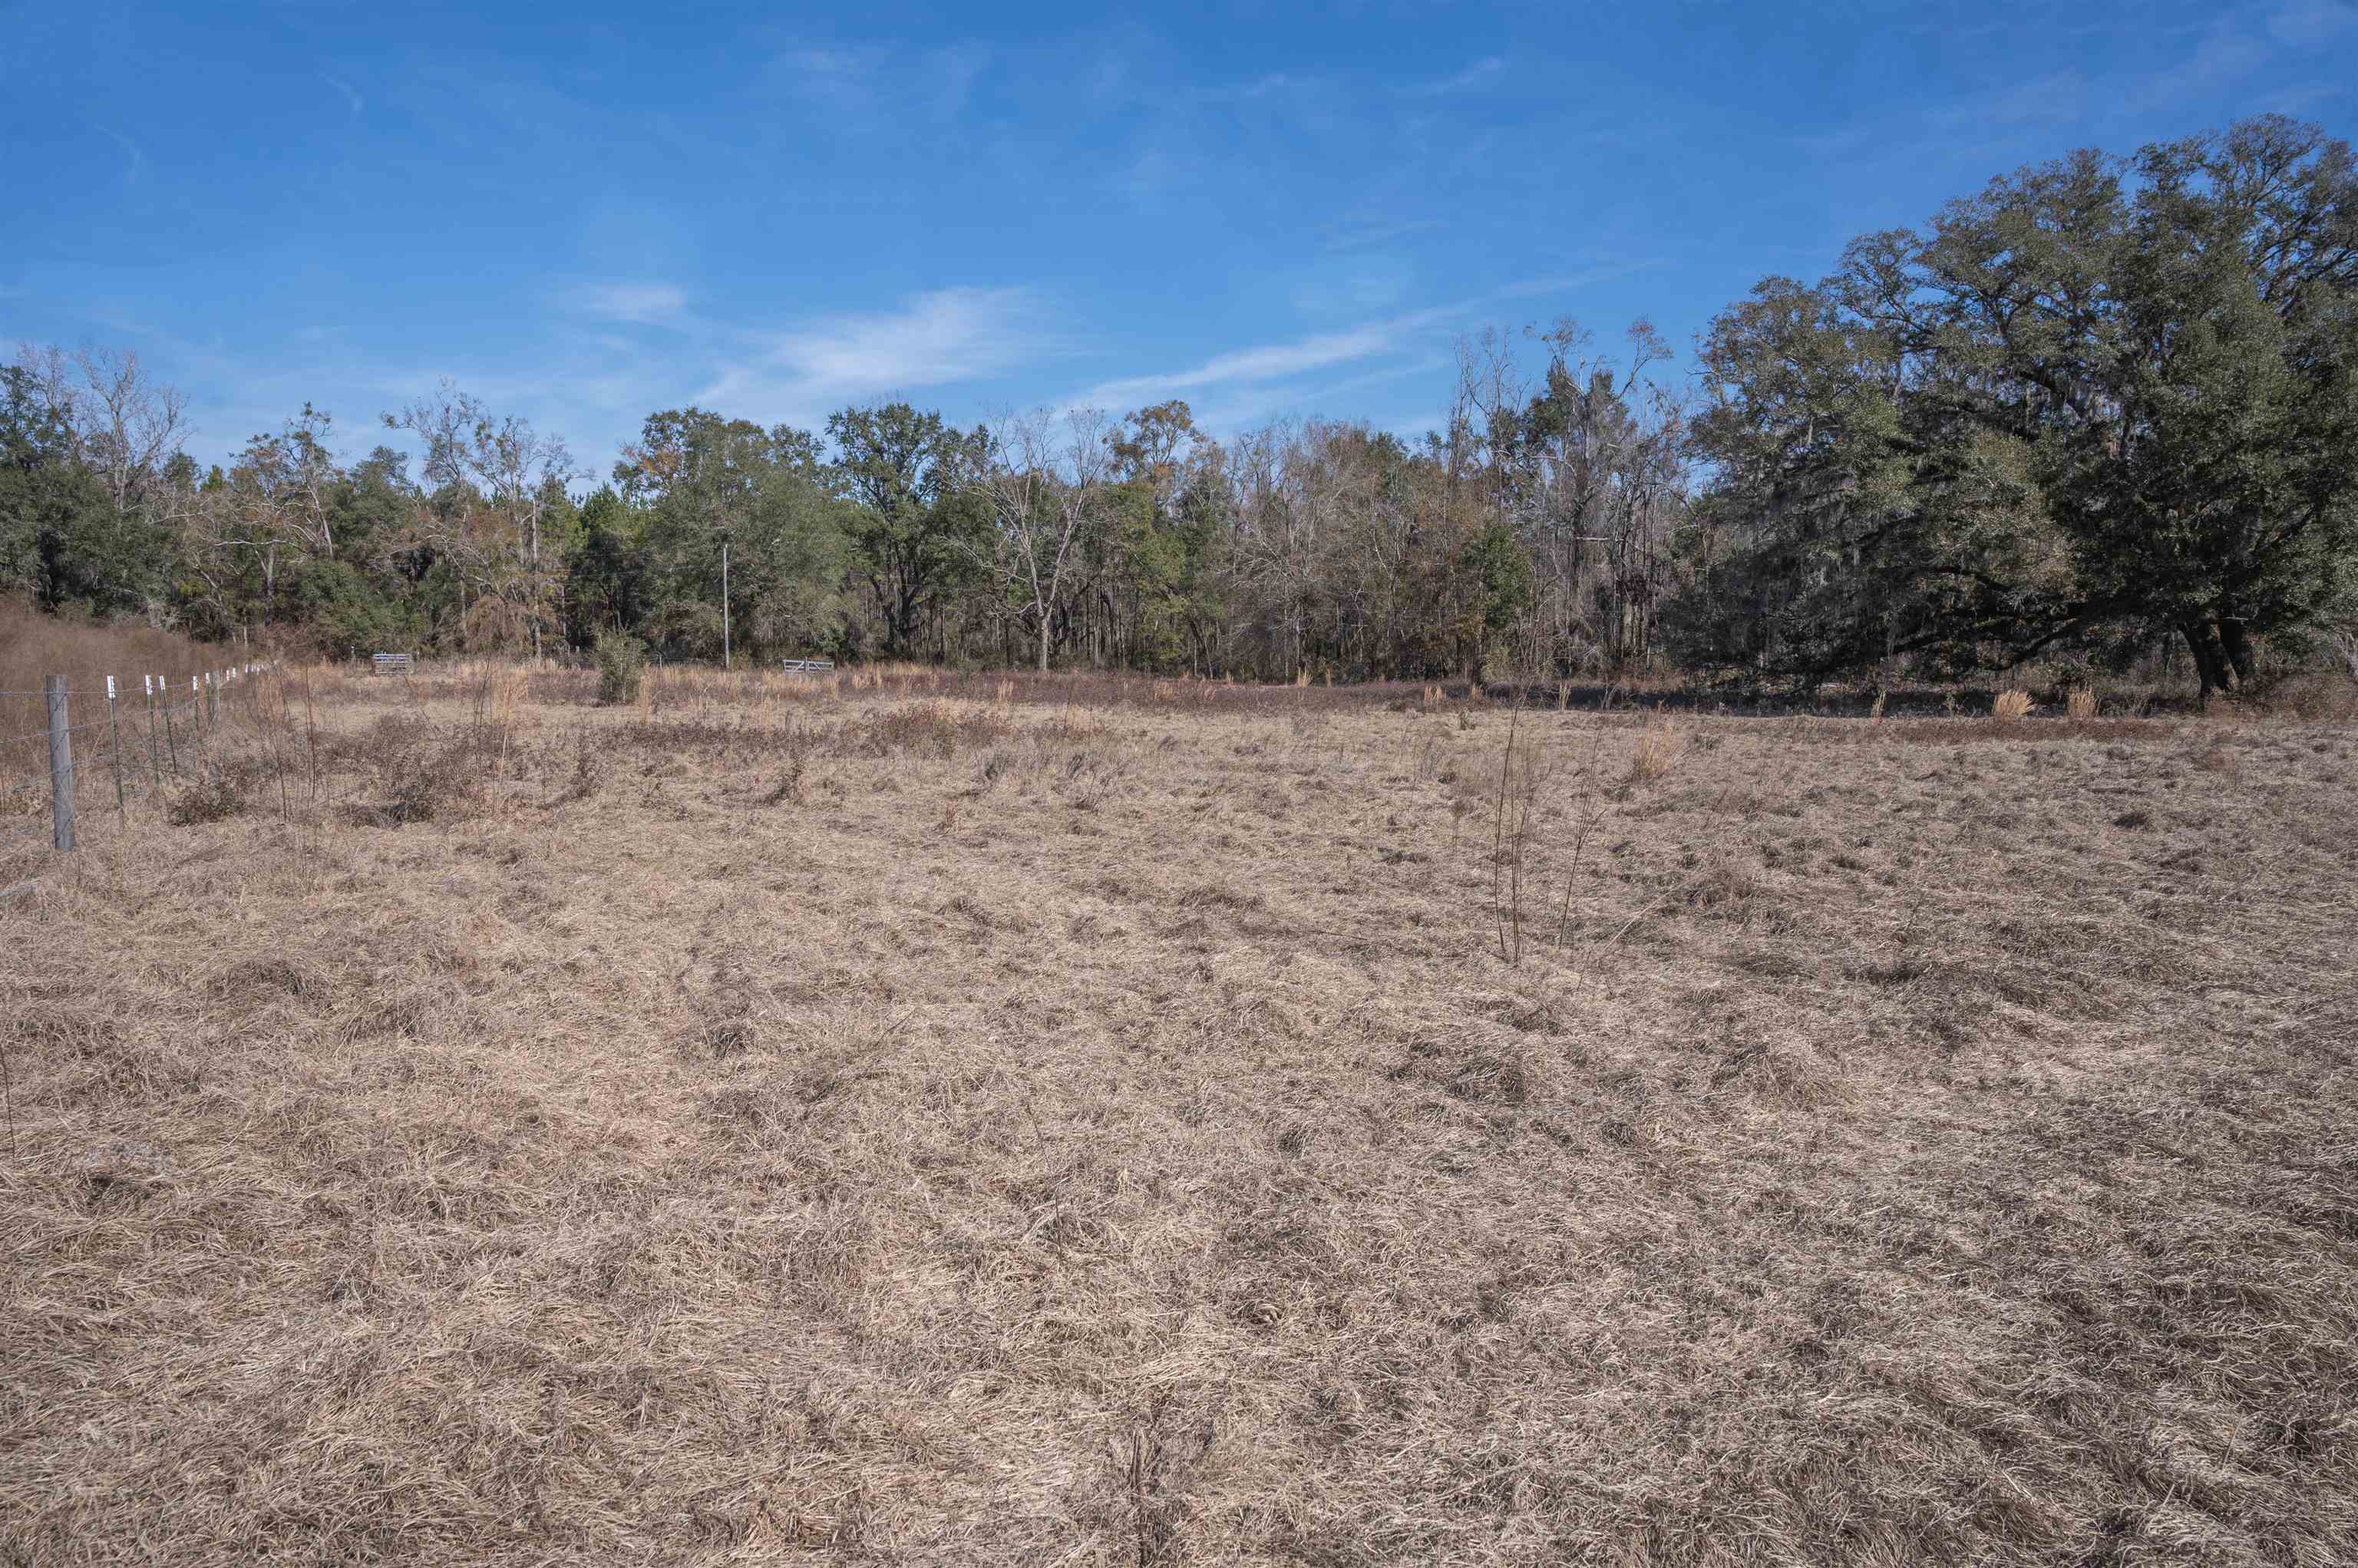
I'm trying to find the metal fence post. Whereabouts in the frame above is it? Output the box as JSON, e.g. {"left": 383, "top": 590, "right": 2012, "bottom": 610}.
{"left": 144, "top": 675, "right": 160, "bottom": 786}
{"left": 107, "top": 675, "right": 125, "bottom": 824}
{"left": 45, "top": 675, "right": 74, "bottom": 853}
{"left": 193, "top": 675, "right": 213, "bottom": 768}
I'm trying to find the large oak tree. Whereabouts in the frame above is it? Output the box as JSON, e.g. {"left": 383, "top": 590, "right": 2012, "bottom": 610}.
{"left": 1686, "top": 116, "right": 2358, "bottom": 696}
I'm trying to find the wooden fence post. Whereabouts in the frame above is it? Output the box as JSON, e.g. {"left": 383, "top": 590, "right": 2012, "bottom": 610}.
{"left": 45, "top": 675, "right": 74, "bottom": 853}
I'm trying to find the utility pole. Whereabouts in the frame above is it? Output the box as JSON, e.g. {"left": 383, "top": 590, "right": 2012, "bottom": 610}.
{"left": 722, "top": 539, "right": 731, "bottom": 670}
{"left": 528, "top": 480, "right": 543, "bottom": 663}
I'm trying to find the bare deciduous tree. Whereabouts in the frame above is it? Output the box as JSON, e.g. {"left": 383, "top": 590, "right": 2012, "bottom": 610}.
{"left": 11, "top": 342, "right": 189, "bottom": 516}
{"left": 74, "top": 346, "right": 189, "bottom": 517}
{"left": 986, "top": 407, "right": 1111, "bottom": 672}
{"left": 385, "top": 381, "right": 577, "bottom": 656}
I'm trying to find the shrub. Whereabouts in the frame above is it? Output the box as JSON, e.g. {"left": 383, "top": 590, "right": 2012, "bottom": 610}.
{"left": 349, "top": 716, "right": 484, "bottom": 825}
{"left": 596, "top": 632, "right": 646, "bottom": 705}
{"left": 2254, "top": 671, "right": 2358, "bottom": 723}
{"left": 167, "top": 765, "right": 253, "bottom": 825}
{"left": 554, "top": 728, "right": 603, "bottom": 804}
{"left": 378, "top": 738, "right": 484, "bottom": 824}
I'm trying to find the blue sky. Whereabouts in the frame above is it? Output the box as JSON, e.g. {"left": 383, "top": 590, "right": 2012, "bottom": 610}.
{"left": 4, "top": 0, "right": 2354, "bottom": 480}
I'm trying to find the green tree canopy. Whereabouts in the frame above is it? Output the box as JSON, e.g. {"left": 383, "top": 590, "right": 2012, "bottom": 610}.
{"left": 1684, "top": 115, "right": 2358, "bottom": 695}
{"left": 827, "top": 401, "right": 990, "bottom": 658}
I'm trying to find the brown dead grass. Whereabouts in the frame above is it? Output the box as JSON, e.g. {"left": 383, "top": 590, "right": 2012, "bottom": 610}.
{"left": 4, "top": 669, "right": 2356, "bottom": 1565}
{"left": 0, "top": 605, "right": 237, "bottom": 821}
{"left": 0, "top": 600, "right": 223, "bottom": 697}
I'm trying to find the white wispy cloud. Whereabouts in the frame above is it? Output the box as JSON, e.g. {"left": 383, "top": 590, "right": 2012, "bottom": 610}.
{"left": 927, "top": 41, "right": 992, "bottom": 116}
{"left": 1115, "top": 140, "right": 1208, "bottom": 204}
{"left": 1063, "top": 269, "right": 1646, "bottom": 429}
{"left": 567, "top": 282, "right": 688, "bottom": 324}
{"left": 1206, "top": 71, "right": 1320, "bottom": 104}
{"left": 2254, "top": 77, "right": 2348, "bottom": 112}
{"left": 1402, "top": 57, "right": 1504, "bottom": 97}
{"left": 765, "top": 39, "right": 990, "bottom": 124}
{"left": 1494, "top": 262, "right": 1656, "bottom": 301}
{"left": 1186, "top": 356, "right": 1451, "bottom": 435}
{"left": 1925, "top": 71, "right": 2091, "bottom": 133}
{"left": 1290, "top": 256, "right": 1415, "bottom": 317}
{"left": 319, "top": 73, "right": 364, "bottom": 117}
{"left": 95, "top": 126, "right": 145, "bottom": 183}
{"left": 696, "top": 286, "right": 1043, "bottom": 424}
{"left": 1075, "top": 318, "right": 1427, "bottom": 410}
{"left": 2128, "top": 15, "right": 2277, "bottom": 111}
{"left": 1812, "top": 2, "right": 2349, "bottom": 170}
{"left": 2267, "top": 0, "right": 2358, "bottom": 47}
{"left": 770, "top": 46, "right": 876, "bottom": 114}
{"left": 1320, "top": 216, "right": 1441, "bottom": 253}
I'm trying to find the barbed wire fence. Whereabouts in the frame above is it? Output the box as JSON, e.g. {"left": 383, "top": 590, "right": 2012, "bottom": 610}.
{"left": 2, "top": 664, "right": 269, "bottom": 893}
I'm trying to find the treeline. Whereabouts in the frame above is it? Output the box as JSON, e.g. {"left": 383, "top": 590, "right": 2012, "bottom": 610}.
{"left": 0, "top": 344, "right": 1683, "bottom": 685}
{"left": 6, "top": 117, "right": 2354, "bottom": 696}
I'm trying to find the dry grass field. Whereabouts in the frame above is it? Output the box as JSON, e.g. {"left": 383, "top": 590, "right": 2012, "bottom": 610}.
{"left": 4, "top": 663, "right": 2356, "bottom": 1565}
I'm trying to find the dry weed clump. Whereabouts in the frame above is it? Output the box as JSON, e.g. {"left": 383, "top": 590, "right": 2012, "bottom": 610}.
{"left": 335, "top": 715, "right": 490, "bottom": 824}
{"left": 2257, "top": 669, "right": 2358, "bottom": 723}
{"left": 1993, "top": 687, "right": 2036, "bottom": 720}
{"left": 2065, "top": 685, "right": 2099, "bottom": 720}
{"left": 605, "top": 714, "right": 773, "bottom": 767}
{"left": 163, "top": 761, "right": 257, "bottom": 825}
{"left": 1623, "top": 710, "right": 1692, "bottom": 785}
{"left": 853, "top": 698, "right": 1012, "bottom": 758}
{"left": 3, "top": 673, "right": 2356, "bottom": 1564}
